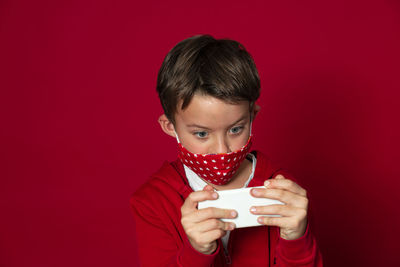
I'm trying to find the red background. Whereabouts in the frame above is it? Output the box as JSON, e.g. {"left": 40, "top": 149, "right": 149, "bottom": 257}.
{"left": 1, "top": 0, "right": 399, "bottom": 266}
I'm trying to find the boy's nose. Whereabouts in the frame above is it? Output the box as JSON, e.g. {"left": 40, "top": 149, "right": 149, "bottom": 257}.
{"left": 213, "top": 137, "right": 231, "bottom": 154}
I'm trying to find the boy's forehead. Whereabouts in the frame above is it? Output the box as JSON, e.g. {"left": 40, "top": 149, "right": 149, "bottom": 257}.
{"left": 175, "top": 95, "right": 250, "bottom": 127}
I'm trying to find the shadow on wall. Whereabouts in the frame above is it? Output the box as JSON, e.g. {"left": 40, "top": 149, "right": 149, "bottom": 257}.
{"left": 267, "top": 68, "right": 393, "bottom": 266}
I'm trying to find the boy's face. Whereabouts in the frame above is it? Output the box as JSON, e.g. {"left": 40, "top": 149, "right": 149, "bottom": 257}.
{"left": 159, "top": 94, "right": 258, "bottom": 155}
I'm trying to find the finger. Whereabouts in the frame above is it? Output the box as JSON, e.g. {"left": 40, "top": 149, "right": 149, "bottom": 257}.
{"left": 250, "top": 204, "right": 302, "bottom": 217}
{"left": 193, "top": 207, "right": 237, "bottom": 223}
{"left": 258, "top": 215, "right": 308, "bottom": 240}
{"left": 203, "top": 184, "right": 215, "bottom": 191}
{"left": 195, "top": 219, "right": 235, "bottom": 233}
{"left": 274, "top": 174, "right": 285, "bottom": 179}
{"left": 181, "top": 191, "right": 218, "bottom": 216}
{"left": 257, "top": 216, "right": 292, "bottom": 228}
{"left": 265, "top": 179, "right": 307, "bottom": 197}
{"left": 251, "top": 188, "right": 308, "bottom": 208}
{"left": 199, "top": 229, "right": 228, "bottom": 244}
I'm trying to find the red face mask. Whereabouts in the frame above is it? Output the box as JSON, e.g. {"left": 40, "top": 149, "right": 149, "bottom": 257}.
{"left": 177, "top": 135, "right": 253, "bottom": 185}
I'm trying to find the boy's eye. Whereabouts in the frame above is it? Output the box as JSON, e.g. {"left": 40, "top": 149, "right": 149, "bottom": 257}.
{"left": 230, "top": 126, "right": 244, "bottom": 134}
{"left": 194, "top": 131, "right": 208, "bottom": 138}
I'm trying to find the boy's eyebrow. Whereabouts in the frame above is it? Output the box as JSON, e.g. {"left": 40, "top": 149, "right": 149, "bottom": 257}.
{"left": 186, "top": 115, "right": 248, "bottom": 130}
{"left": 227, "top": 115, "right": 248, "bottom": 128}
{"left": 186, "top": 124, "right": 212, "bottom": 130}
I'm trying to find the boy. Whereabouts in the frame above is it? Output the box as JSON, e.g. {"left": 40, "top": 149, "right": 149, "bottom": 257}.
{"left": 130, "top": 35, "right": 323, "bottom": 266}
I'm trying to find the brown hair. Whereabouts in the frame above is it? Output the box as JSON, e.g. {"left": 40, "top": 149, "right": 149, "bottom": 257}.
{"left": 156, "top": 34, "right": 260, "bottom": 124}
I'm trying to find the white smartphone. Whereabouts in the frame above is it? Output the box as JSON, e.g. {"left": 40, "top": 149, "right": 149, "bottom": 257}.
{"left": 198, "top": 186, "right": 284, "bottom": 228}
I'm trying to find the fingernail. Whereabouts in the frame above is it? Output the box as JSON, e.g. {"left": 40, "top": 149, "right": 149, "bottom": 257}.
{"left": 252, "top": 189, "right": 260, "bottom": 196}
{"left": 231, "top": 210, "right": 237, "bottom": 217}
{"left": 250, "top": 207, "right": 257, "bottom": 213}
{"left": 264, "top": 180, "right": 270, "bottom": 187}
{"left": 212, "top": 193, "right": 218, "bottom": 199}
{"left": 257, "top": 217, "right": 263, "bottom": 223}
{"left": 230, "top": 223, "right": 236, "bottom": 230}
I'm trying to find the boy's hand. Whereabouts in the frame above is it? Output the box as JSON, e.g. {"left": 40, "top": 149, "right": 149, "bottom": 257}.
{"left": 250, "top": 174, "right": 308, "bottom": 240}
{"left": 181, "top": 185, "right": 237, "bottom": 255}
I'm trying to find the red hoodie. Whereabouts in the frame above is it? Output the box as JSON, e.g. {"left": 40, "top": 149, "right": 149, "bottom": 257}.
{"left": 130, "top": 151, "right": 323, "bottom": 266}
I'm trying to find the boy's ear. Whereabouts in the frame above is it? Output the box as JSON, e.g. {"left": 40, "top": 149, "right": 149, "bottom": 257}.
{"left": 251, "top": 104, "right": 261, "bottom": 121}
{"left": 158, "top": 114, "right": 176, "bottom": 138}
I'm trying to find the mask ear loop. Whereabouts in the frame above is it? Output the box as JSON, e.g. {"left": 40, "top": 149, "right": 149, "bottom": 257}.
{"left": 174, "top": 130, "right": 181, "bottom": 144}
{"left": 249, "top": 111, "right": 254, "bottom": 137}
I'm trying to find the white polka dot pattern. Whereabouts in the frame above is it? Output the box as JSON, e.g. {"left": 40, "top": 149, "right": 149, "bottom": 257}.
{"left": 177, "top": 136, "right": 253, "bottom": 185}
